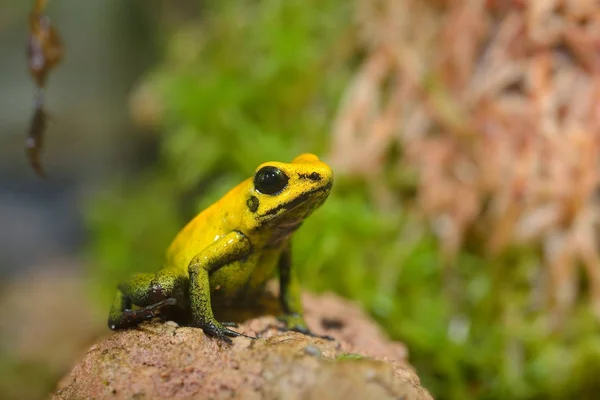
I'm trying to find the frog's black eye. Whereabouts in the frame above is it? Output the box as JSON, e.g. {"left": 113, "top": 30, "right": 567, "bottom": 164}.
{"left": 254, "top": 166, "right": 288, "bottom": 195}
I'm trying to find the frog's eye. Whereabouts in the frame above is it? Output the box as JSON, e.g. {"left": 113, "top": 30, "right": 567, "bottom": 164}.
{"left": 254, "top": 166, "right": 289, "bottom": 195}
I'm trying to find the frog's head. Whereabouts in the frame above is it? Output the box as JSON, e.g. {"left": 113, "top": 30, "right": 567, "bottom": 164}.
{"left": 242, "top": 153, "right": 333, "bottom": 237}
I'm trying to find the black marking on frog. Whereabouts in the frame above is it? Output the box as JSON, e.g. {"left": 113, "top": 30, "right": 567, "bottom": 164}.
{"left": 247, "top": 195, "right": 259, "bottom": 212}
{"left": 299, "top": 172, "right": 323, "bottom": 182}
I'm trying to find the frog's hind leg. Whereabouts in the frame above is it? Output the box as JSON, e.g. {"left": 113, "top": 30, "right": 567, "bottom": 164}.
{"left": 108, "top": 291, "right": 176, "bottom": 330}
{"left": 108, "top": 270, "right": 187, "bottom": 330}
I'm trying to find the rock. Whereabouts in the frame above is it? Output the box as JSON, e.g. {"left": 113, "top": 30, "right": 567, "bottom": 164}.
{"left": 53, "top": 292, "right": 432, "bottom": 400}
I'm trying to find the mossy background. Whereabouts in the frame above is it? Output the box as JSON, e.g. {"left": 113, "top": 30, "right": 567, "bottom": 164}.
{"left": 2, "top": 1, "right": 600, "bottom": 399}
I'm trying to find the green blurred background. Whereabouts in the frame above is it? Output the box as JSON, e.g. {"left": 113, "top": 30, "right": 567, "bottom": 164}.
{"left": 2, "top": 1, "right": 600, "bottom": 399}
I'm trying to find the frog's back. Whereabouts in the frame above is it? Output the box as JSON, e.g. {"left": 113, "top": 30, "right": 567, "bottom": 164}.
{"left": 164, "top": 179, "right": 249, "bottom": 274}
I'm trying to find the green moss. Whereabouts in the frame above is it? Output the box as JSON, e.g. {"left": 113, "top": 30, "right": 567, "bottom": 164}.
{"left": 0, "top": 356, "right": 60, "bottom": 400}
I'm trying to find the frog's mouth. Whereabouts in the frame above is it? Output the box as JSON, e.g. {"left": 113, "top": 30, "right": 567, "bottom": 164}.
{"left": 259, "top": 181, "right": 332, "bottom": 220}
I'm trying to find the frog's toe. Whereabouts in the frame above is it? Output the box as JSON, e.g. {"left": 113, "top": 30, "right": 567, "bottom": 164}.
{"left": 276, "top": 317, "right": 334, "bottom": 341}
{"left": 278, "top": 324, "right": 308, "bottom": 334}
{"left": 202, "top": 323, "right": 234, "bottom": 344}
{"left": 307, "top": 331, "right": 335, "bottom": 341}
{"left": 220, "top": 321, "right": 239, "bottom": 328}
{"left": 138, "top": 298, "right": 177, "bottom": 318}
{"left": 146, "top": 297, "right": 177, "bottom": 312}
{"left": 294, "top": 326, "right": 310, "bottom": 335}
{"left": 287, "top": 326, "right": 335, "bottom": 341}
{"left": 201, "top": 322, "right": 256, "bottom": 343}
{"left": 223, "top": 327, "right": 257, "bottom": 340}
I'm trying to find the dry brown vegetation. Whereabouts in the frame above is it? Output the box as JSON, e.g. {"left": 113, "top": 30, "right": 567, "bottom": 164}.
{"left": 331, "top": 0, "right": 600, "bottom": 321}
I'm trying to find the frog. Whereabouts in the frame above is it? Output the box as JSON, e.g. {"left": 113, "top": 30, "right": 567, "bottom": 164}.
{"left": 108, "top": 153, "right": 333, "bottom": 343}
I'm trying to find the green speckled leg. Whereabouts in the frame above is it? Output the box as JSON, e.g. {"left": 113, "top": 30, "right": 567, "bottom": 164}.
{"left": 277, "top": 244, "right": 308, "bottom": 331}
{"left": 108, "top": 269, "right": 186, "bottom": 330}
{"left": 278, "top": 243, "right": 333, "bottom": 340}
{"left": 188, "top": 231, "right": 253, "bottom": 343}
{"left": 108, "top": 291, "right": 176, "bottom": 329}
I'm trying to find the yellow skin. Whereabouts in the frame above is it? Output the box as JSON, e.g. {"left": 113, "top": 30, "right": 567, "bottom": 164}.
{"left": 108, "top": 154, "right": 333, "bottom": 342}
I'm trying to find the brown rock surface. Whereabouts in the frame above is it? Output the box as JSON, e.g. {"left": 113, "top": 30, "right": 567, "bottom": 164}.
{"left": 54, "top": 292, "right": 432, "bottom": 400}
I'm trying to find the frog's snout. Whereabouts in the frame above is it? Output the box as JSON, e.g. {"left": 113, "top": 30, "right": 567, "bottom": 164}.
{"left": 291, "top": 154, "right": 334, "bottom": 189}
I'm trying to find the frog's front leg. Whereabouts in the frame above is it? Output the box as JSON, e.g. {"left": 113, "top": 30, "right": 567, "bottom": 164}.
{"left": 187, "top": 230, "right": 253, "bottom": 343}
{"left": 278, "top": 243, "right": 333, "bottom": 340}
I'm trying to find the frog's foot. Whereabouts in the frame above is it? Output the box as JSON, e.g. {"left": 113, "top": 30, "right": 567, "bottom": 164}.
{"left": 277, "top": 314, "right": 334, "bottom": 341}
{"left": 278, "top": 325, "right": 335, "bottom": 341}
{"left": 109, "top": 298, "right": 176, "bottom": 330}
{"left": 300, "top": 329, "right": 335, "bottom": 341}
{"left": 200, "top": 321, "right": 256, "bottom": 344}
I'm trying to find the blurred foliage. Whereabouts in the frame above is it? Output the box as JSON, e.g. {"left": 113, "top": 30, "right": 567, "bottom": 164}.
{"left": 86, "top": 1, "right": 600, "bottom": 399}
{"left": 0, "top": 357, "right": 56, "bottom": 400}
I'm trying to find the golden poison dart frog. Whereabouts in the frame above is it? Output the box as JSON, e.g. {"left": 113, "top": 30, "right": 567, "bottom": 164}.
{"left": 108, "top": 154, "right": 333, "bottom": 342}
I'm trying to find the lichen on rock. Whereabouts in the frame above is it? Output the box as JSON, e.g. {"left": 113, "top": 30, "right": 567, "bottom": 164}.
{"left": 53, "top": 293, "right": 432, "bottom": 400}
